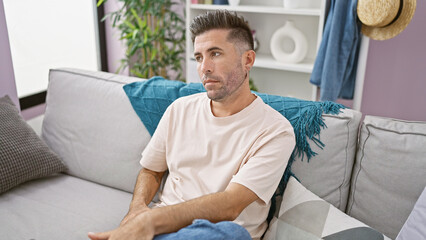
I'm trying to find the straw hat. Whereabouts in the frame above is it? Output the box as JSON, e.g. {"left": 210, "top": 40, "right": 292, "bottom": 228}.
{"left": 357, "top": 0, "right": 417, "bottom": 40}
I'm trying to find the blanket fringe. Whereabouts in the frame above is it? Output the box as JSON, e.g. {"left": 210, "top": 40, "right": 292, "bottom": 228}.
{"left": 277, "top": 101, "right": 345, "bottom": 197}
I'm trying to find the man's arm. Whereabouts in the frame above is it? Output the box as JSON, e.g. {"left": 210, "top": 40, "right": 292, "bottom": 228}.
{"left": 88, "top": 182, "right": 258, "bottom": 240}
{"left": 148, "top": 182, "right": 258, "bottom": 233}
{"left": 121, "top": 168, "right": 165, "bottom": 225}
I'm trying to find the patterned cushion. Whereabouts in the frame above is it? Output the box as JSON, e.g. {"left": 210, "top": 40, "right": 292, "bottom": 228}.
{"left": 0, "top": 95, "right": 66, "bottom": 194}
{"left": 263, "top": 177, "right": 391, "bottom": 240}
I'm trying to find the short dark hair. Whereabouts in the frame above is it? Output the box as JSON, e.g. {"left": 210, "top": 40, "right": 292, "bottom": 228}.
{"left": 190, "top": 10, "right": 254, "bottom": 51}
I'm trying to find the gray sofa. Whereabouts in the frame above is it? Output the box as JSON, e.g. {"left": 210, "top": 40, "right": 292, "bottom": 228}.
{"left": 0, "top": 68, "right": 425, "bottom": 239}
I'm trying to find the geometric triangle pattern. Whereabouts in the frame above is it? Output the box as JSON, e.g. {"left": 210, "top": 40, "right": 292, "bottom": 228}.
{"left": 280, "top": 200, "right": 330, "bottom": 237}
{"left": 323, "top": 227, "right": 385, "bottom": 240}
{"left": 276, "top": 220, "right": 321, "bottom": 240}
{"left": 263, "top": 177, "right": 391, "bottom": 240}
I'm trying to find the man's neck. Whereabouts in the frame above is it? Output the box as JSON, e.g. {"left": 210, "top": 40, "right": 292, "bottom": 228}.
{"left": 210, "top": 87, "right": 256, "bottom": 117}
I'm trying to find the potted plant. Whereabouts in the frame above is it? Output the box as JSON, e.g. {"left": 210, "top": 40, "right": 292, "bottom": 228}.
{"left": 98, "top": 0, "right": 186, "bottom": 81}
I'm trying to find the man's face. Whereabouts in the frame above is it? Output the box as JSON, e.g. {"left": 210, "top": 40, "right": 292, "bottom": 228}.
{"left": 193, "top": 29, "right": 247, "bottom": 102}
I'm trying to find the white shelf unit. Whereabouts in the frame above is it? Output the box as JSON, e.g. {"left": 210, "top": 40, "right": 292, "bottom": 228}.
{"left": 190, "top": 4, "right": 321, "bottom": 16}
{"left": 185, "top": 0, "right": 326, "bottom": 100}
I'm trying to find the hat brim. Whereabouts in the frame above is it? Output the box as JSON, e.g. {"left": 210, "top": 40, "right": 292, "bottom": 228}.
{"left": 361, "top": 0, "right": 416, "bottom": 40}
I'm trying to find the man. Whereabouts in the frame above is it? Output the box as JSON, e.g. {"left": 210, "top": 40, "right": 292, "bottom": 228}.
{"left": 88, "top": 10, "right": 295, "bottom": 240}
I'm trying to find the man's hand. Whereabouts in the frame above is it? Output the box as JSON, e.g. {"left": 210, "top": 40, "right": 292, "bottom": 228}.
{"left": 87, "top": 175, "right": 258, "bottom": 239}
{"left": 87, "top": 230, "right": 113, "bottom": 240}
{"left": 88, "top": 194, "right": 153, "bottom": 240}
{"left": 88, "top": 168, "right": 164, "bottom": 240}
{"left": 88, "top": 213, "right": 155, "bottom": 240}
{"left": 121, "top": 204, "right": 151, "bottom": 226}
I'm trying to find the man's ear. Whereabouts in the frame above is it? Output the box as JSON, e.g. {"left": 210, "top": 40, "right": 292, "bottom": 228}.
{"left": 243, "top": 50, "right": 256, "bottom": 72}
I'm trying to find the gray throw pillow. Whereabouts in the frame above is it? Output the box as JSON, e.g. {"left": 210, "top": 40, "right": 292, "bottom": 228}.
{"left": 0, "top": 95, "right": 66, "bottom": 194}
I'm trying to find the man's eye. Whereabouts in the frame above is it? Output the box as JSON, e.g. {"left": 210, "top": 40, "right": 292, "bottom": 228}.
{"left": 212, "top": 52, "right": 221, "bottom": 57}
{"left": 195, "top": 56, "right": 202, "bottom": 62}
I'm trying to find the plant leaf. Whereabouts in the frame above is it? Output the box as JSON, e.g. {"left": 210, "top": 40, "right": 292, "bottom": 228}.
{"left": 123, "top": 20, "right": 136, "bottom": 30}
{"left": 130, "top": 8, "right": 144, "bottom": 29}
{"left": 97, "top": 0, "right": 105, "bottom": 7}
{"left": 132, "top": 29, "right": 138, "bottom": 40}
{"left": 150, "top": 48, "right": 157, "bottom": 61}
{"left": 143, "top": 31, "right": 148, "bottom": 44}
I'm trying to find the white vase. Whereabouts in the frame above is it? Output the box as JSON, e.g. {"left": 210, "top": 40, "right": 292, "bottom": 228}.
{"left": 270, "top": 21, "right": 308, "bottom": 64}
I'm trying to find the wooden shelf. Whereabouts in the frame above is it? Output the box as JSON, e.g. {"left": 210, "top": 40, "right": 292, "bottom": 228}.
{"left": 190, "top": 4, "right": 321, "bottom": 16}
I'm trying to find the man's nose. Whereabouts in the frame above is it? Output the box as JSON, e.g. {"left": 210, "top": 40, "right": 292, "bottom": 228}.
{"left": 201, "top": 58, "right": 213, "bottom": 74}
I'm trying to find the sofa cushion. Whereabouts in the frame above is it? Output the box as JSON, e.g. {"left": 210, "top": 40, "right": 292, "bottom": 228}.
{"left": 0, "top": 173, "right": 132, "bottom": 240}
{"left": 263, "top": 177, "right": 390, "bottom": 240}
{"left": 42, "top": 68, "right": 151, "bottom": 193}
{"left": 0, "top": 95, "right": 66, "bottom": 194}
{"left": 291, "top": 108, "right": 362, "bottom": 212}
{"left": 347, "top": 115, "right": 426, "bottom": 239}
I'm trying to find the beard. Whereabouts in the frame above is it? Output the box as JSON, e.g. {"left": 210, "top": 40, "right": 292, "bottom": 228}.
{"left": 203, "top": 64, "right": 247, "bottom": 102}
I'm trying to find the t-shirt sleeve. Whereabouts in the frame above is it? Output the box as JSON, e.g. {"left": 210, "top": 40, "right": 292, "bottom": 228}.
{"left": 230, "top": 125, "right": 295, "bottom": 204}
{"left": 139, "top": 106, "right": 171, "bottom": 172}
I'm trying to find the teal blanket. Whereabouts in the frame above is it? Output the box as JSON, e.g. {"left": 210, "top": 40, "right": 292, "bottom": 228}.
{"left": 123, "top": 77, "right": 345, "bottom": 197}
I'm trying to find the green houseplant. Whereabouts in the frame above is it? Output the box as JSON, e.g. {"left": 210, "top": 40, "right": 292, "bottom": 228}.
{"left": 98, "top": 0, "right": 186, "bottom": 80}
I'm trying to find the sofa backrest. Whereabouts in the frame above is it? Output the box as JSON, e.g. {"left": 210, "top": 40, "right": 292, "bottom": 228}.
{"left": 42, "top": 68, "right": 364, "bottom": 203}
{"left": 291, "top": 108, "right": 362, "bottom": 212}
{"left": 42, "top": 68, "right": 151, "bottom": 193}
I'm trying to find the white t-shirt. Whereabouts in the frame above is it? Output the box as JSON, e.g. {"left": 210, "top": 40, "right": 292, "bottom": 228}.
{"left": 140, "top": 92, "right": 295, "bottom": 239}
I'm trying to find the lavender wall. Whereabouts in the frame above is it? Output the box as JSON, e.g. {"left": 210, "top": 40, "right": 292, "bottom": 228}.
{"left": 360, "top": 1, "right": 426, "bottom": 121}
{"left": 0, "top": 0, "right": 19, "bottom": 108}
{"left": 104, "top": 1, "right": 128, "bottom": 75}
